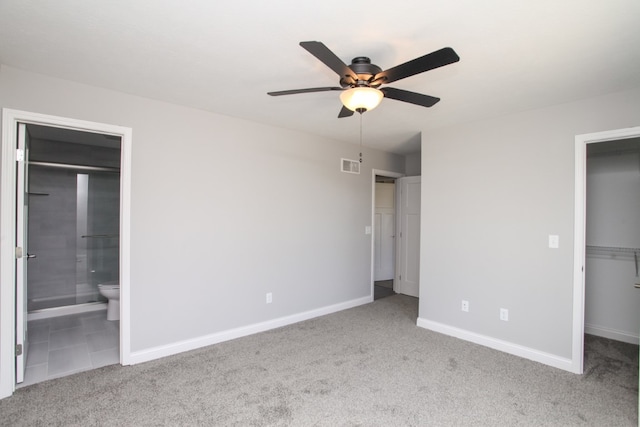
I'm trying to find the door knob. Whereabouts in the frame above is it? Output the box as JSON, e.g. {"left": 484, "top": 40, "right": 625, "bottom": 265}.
{"left": 26, "top": 253, "right": 36, "bottom": 260}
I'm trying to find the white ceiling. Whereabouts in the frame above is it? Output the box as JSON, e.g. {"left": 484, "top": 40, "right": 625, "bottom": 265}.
{"left": 1, "top": 1, "right": 639, "bottom": 155}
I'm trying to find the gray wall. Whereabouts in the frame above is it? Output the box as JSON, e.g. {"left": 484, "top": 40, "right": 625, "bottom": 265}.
{"left": 420, "top": 86, "right": 640, "bottom": 359}
{"left": 585, "top": 148, "right": 640, "bottom": 342}
{"left": 0, "top": 65, "right": 405, "bottom": 353}
{"left": 404, "top": 152, "right": 421, "bottom": 176}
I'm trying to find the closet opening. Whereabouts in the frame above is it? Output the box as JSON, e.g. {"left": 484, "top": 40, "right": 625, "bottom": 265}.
{"left": 584, "top": 137, "right": 640, "bottom": 353}
{"left": 573, "top": 126, "right": 640, "bottom": 375}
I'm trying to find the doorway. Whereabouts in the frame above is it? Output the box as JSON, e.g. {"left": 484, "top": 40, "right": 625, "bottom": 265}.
{"left": 584, "top": 137, "right": 640, "bottom": 344}
{"left": 374, "top": 174, "right": 397, "bottom": 300}
{"left": 21, "top": 124, "right": 121, "bottom": 386}
{"left": 0, "top": 109, "right": 132, "bottom": 399}
{"left": 573, "top": 125, "right": 640, "bottom": 374}
{"left": 370, "top": 169, "right": 422, "bottom": 301}
{"left": 25, "top": 124, "right": 121, "bottom": 314}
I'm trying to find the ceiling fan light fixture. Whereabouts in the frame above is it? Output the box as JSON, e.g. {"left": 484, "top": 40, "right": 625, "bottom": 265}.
{"left": 339, "top": 87, "right": 383, "bottom": 112}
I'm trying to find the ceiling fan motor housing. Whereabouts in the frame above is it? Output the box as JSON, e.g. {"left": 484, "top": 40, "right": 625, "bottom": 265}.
{"left": 340, "top": 57, "right": 383, "bottom": 88}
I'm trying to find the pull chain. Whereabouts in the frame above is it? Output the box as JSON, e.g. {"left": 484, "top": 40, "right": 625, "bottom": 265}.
{"left": 359, "top": 111, "right": 363, "bottom": 163}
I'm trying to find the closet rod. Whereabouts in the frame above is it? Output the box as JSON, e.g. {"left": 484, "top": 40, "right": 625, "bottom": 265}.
{"left": 29, "top": 161, "right": 119, "bottom": 173}
{"left": 586, "top": 245, "right": 640, "bottom": 254}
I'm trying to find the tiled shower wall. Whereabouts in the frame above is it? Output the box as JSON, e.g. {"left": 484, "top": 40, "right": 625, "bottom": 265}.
{"left": 28, "top": 167, "right": 79, "bottom": 310}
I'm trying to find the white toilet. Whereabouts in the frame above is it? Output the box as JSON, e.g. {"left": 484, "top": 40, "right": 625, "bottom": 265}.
{"left": 97, "top": 281, "right": 120, "bottom": 321}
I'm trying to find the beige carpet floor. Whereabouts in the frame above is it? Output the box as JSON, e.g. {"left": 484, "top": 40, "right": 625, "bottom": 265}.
{"left": 0, "top": 294, "right": 637, "bottom": 426}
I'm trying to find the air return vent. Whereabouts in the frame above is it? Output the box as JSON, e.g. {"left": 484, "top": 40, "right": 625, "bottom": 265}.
{"left": 341, "top": 158, "right": 360, "bottom": 174}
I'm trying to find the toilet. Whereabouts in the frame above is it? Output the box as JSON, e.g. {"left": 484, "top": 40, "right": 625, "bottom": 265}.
{"left": 97, "top": 281, "right": 120, "bottom": 321}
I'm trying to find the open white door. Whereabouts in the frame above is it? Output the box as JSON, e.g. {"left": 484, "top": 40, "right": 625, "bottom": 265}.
{"left": 15, "top": 123, "right": 30, "bottom": 384}
{"left": 395, "top": 176, "right": 421, "bottom": 297}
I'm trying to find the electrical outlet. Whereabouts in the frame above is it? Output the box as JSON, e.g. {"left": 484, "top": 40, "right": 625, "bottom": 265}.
{"left": 266, "top": 293, "right": 273, "bottom": 304}
{"left": 500, "top": 308, "right": 509, "bottom": 321}
{"left": 461, "top": 300, "right": 469, "bottom": 312}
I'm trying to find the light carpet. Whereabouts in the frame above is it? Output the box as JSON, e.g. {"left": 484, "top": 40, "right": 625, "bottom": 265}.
{"left": 0, "top": 295, "right": 637, "bottom": 426}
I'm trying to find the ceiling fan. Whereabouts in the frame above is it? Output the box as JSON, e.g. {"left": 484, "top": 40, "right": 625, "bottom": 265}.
{"left": 268, "top": 41, "right": 460, "bottom": 118}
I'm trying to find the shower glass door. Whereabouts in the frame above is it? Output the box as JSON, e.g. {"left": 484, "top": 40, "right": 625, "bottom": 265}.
{"left": 79, "top": 171, "right": 120, "bottom": 298}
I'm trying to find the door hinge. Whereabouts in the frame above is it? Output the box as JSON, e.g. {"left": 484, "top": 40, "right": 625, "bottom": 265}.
{"left": 399, "top": 274, "right": 402, "bottom": 281}
{"left": 15, "top": 246, "right": 23, "bottom": 259}
{"left": 16, "top": 149, "right": 24, "bottom": 162}
{"left": 16, "top": 344, "right": 22, "bottom": 356}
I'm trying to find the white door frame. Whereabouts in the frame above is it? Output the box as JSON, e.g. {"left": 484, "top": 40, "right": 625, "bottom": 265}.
{"left": 0, "top": 109, "right": 133, "bottom": 399}
{"left": 572, "top": 125, "right": 640, "bottom": 375}
{"left": 371, "top": 169, "right": 404, "bottom": 298}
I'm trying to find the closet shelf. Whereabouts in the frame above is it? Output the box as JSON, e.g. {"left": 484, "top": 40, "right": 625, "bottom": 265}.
{"left": 586, "top": 246, "right": 640, "bottom": 260}
{"left": 586, "top": 245, "right": 640, "bottom": 253}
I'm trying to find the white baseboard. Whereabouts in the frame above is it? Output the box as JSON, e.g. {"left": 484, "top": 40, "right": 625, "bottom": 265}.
{"left": 129, "top": 296, "right": 372, "bottom": 365}
{"left": 585, "top": 323, "right": 639, "bottom": 345}
{"left": 417, "top": 318, "right": 578, "bottom": 373}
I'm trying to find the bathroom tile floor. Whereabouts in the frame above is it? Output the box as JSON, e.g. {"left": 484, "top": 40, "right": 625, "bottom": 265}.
{"left": 19, "top": 310, "right": 119, "bottom": 387}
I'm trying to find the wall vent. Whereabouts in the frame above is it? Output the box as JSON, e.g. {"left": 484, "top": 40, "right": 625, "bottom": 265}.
{"left": 341, "top": 158, "right": 360, "bottom": 174}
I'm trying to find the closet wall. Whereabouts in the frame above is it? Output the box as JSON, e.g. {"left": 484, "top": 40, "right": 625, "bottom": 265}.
{"left": 585, "top": 138, "right": 640, "bottom": 344}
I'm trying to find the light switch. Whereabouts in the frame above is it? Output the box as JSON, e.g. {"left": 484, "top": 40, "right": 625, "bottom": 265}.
{"left": 548, "top": 235, "right": 559, "bottom": 249}
{"left": 365, "top": 226, "right": 372, "bottom": 235}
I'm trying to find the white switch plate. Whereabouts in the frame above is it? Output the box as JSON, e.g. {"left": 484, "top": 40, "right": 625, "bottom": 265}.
{"left": 461, "top": 300, "right": 469, "bottom": 312}
{"left": 500, "top": 308, "right": 509, "bottom": 321}
{"left": 548, "top": 235, "right": 559, "bottom": 249}
{"left": 365, "top": 226, "right": 372, "bottom": 235}
{"left": 266, "top": 293, "right": 272, "bottom": 304}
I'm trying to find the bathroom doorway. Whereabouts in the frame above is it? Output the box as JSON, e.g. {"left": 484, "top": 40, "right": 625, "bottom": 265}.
{"left": 25, "top": 124, "right": 121, "bottom": 314}
{"left": 21, "top": 124, "right": 121, "bottom": 385}
{"left": 0, "top": 109, "right": 132, "bottom": 398}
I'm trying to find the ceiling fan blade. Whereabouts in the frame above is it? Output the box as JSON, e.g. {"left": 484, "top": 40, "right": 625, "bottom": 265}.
{"left": 268, "top": 87, "right": 344, "bottom": 96}
{"left": 300, "top": 41, "right": 358, "bottom": 83}
{"left": 380, "top": 87, "right": 440, "bottom": 107}
{"left": 338, "top": 106, "right": 354, "bottom": 118}
{"left": 375, "top": 47, "right": 460, "bottom": 85}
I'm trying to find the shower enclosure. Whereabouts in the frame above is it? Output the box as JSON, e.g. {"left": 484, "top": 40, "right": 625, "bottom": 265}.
{"left": 26, "top": 125, "right": 121, "bottom": 314}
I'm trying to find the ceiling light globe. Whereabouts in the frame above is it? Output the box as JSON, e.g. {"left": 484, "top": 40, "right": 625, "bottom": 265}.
{"left": 340, "top": 87, "right": 383, "bottom": 112}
